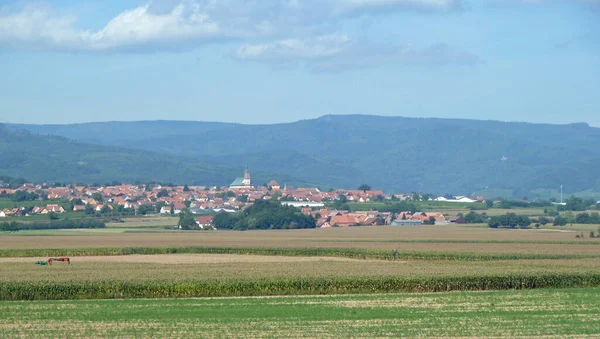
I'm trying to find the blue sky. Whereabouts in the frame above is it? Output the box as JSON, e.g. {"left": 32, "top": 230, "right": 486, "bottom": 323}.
{"left": 0, "top": 0, "right": 598, "bottom": 126}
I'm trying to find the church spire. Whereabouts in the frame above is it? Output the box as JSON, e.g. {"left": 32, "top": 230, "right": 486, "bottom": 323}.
{"left": 243, "top": 166, "right": 251, "bottom": 186}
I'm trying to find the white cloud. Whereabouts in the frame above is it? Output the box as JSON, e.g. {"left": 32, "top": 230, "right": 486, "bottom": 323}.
{"left": 486, "top": 0, "right": 600, "bottom": 6}
{"left": 235, "top": 35, "right": 479, "bottom": 71}
{"left": 0, "top": 0, "right": 466, "bottom": 52}
{"left": 236, "top": 34, "right": 352, "bottom": 60}
{"left": 334, "top": 0, "right": 464, "bottom": 15}
{"left": 0, "top": 2, "right": 223, "bottom": 52}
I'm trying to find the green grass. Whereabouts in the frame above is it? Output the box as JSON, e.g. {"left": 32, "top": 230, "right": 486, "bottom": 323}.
{"left": 0, "top": 288, "right": 598, "bottom": 337}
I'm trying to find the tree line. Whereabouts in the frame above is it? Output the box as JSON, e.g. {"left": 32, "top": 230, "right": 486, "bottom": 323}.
{"left": 0, "top": 219, "right": 105, "bottom": 232}
{"left": 213, "top": 200, "right": 316, "bottom": 231}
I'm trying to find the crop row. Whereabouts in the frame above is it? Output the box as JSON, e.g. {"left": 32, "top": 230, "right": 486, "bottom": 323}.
{"left": 1, "top": 246, "right": 599, "bottom": 261}
{"left": 1, "top": 274, "right": 599, "bottom": 301}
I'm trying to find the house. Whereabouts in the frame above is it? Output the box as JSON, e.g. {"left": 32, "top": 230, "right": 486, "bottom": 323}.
{"left": 330, "top": 215, "right": 358, "bottom": 227}
{"left": 195, "top": 216, "right": 215, "bottom": 229}
{"left": 31, "top": 206, "right": 45, "bottom": 214}
{"left": 267, "top": 180, "right": 281, "bottom": 190}
{"left": 0, "top": 211, "right": 5, "bottom": 218}
{"left": 73, "top": 205, "right": 86, "bottom": 212}
{"left": 46, "top": 204, "right": 65, "bottom": 213}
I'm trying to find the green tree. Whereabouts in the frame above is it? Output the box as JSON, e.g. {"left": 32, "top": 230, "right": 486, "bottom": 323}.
{"left": 178, "top": 209, "right": 197, "bottom": 230}
{"left": 553, "top": 215, "right": 568, "bottom": 226}
{"left": 464, "top": 212, "right": 484, "bottom": 224}
{"left": 91, "top": 193, "right": 104, "bottom": 203}
{"left": 358, "top": 184, "right": 371, "bottom": 192}
{"left": 575, "top": 213, "right": 591, "bottom": 224}
{"left": 84, "top": 203, "right": 94, "bottom": 215}
{"left": 183, "top": 185, "right": 190, "bottom": 192}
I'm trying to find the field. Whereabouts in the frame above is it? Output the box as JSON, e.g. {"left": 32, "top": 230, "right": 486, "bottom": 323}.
{"left": 1, "top": 221, "right": 600, "bottom": 337}
{"left": 1, "top": 289, "right": 599, "bottom": 337}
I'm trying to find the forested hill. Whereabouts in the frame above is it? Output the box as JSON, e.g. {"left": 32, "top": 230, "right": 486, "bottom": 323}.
{"left": 0, "top": 125, "right": 306, "bottom": 187}
{"left": 6, "top": 115, "right": 600, "bottom": 198}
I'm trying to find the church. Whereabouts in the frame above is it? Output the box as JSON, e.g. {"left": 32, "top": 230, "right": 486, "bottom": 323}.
{"left": 229, "top": 167, "right": 252, "bottom": 189}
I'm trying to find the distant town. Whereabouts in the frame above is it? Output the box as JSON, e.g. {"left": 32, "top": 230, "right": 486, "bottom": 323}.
{"left": 0, "top": 168, "right": 492, "bottom": 228}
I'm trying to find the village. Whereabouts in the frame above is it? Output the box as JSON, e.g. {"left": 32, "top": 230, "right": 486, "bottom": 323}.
{"left": 0, "top": 169, "right": 484, "bottom": 228}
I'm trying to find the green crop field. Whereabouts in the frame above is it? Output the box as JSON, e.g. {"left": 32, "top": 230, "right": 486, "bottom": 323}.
{"left": 1, "top": 288, "right": 599, "bottom": 337}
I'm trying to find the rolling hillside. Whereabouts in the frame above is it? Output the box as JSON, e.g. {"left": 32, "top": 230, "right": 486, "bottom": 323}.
{"left": 0, "top": 125, "right": 308, "bottom": 187}
{"left": 7, "top": 115, "right": 600, "bottom": 198}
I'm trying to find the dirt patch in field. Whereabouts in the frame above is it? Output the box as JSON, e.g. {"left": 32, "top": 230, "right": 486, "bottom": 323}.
{"left": 0, "top": 254, "right": 383, "bottom": 264}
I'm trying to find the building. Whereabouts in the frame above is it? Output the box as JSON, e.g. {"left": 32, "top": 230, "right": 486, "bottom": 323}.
{"left": 195, "top": 216, "right": 215, "bottom": 229}
{"left": 230, "top": 167, "right": 252, "bottom": 189}
{"left": 267, "top": 180, "right": 280, "bottom": 190}
{"left": 392, "top": 219, "right": 423, "bottom": 226}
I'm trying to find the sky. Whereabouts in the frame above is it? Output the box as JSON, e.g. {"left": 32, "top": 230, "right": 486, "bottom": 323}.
{"left": 0, "top": 0, "right": 599, "bottom": 126}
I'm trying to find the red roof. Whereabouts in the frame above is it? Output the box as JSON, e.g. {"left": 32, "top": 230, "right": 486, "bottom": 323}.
{"left": 195, "top": 216, "right": 215, "bottom": 224}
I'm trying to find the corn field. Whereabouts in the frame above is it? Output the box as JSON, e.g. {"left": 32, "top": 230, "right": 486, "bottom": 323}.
{"left": 1, "top": 273, "right": 599, "bottom": 301}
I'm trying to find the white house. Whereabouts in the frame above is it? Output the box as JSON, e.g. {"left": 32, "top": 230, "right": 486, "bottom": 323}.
{"left": 0, "top": 211, "right": 6, "bottom": 218}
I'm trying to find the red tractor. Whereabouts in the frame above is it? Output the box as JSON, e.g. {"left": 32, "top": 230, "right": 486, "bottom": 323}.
{"left": 48, "top": 257, "right": 70, "bottom": 265}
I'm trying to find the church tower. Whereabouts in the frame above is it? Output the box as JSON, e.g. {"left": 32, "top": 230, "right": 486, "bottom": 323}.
{"left": 242, "top": 166, "right": 251, "bottom": 187}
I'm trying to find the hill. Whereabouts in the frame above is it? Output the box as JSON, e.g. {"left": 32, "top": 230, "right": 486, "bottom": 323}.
{"left": 0, "top": 125, "right": 307, "bottom": 187}
{"left": 7, "top": 115, "right": 600, "bottom": 198}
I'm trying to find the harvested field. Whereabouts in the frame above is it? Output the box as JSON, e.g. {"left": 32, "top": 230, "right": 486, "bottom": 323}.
{"left": 2, "top": 226, "right": 599, "bottom": 254}
{"left": 0, "top": 254, "right": 369, "bottom": 264}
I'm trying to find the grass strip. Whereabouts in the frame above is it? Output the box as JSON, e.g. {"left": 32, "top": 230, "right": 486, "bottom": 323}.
{"left": 0, "top": 246, "right": 598, "bottom": 261}
{"left": 1, "top": 273, "right": 599, "bottom": 301}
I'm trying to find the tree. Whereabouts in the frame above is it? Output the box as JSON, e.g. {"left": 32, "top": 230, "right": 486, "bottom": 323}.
{"left": 84, "top": 203, "right": 94, "bottom": 215}
{"left": 423, "top": 216, "right": 436, "bottom": 225}
{"left": 538, "top": 216, "right": 550, "bottom": 226}
{"left": 358, "top": 184, "right": 371, "bottom": 192}
{"left": 91, "top": 192, "right": 104, "bottom": 203}
{"left": 183, "top": 185, "right": 190, "bottom": 192}
{"left": 576, "top": 213, "right": 591, "bottom": 224}
{"left": 157, "top": 189, "right": 169, "bottom": 198}
{"left": 48, "top": 212, "right": 59, "bottom": 221}
{"left": 464, "top": 212, "right": 484, "bottom": 224}
{"left": 170, "top": 203, "right": 175, "bottom": 215}
{"left": 178, "top": 209, "right": 197, "bottom": 230}
{"left": 553, "top": 215, "right": 568, "bottom": 226}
